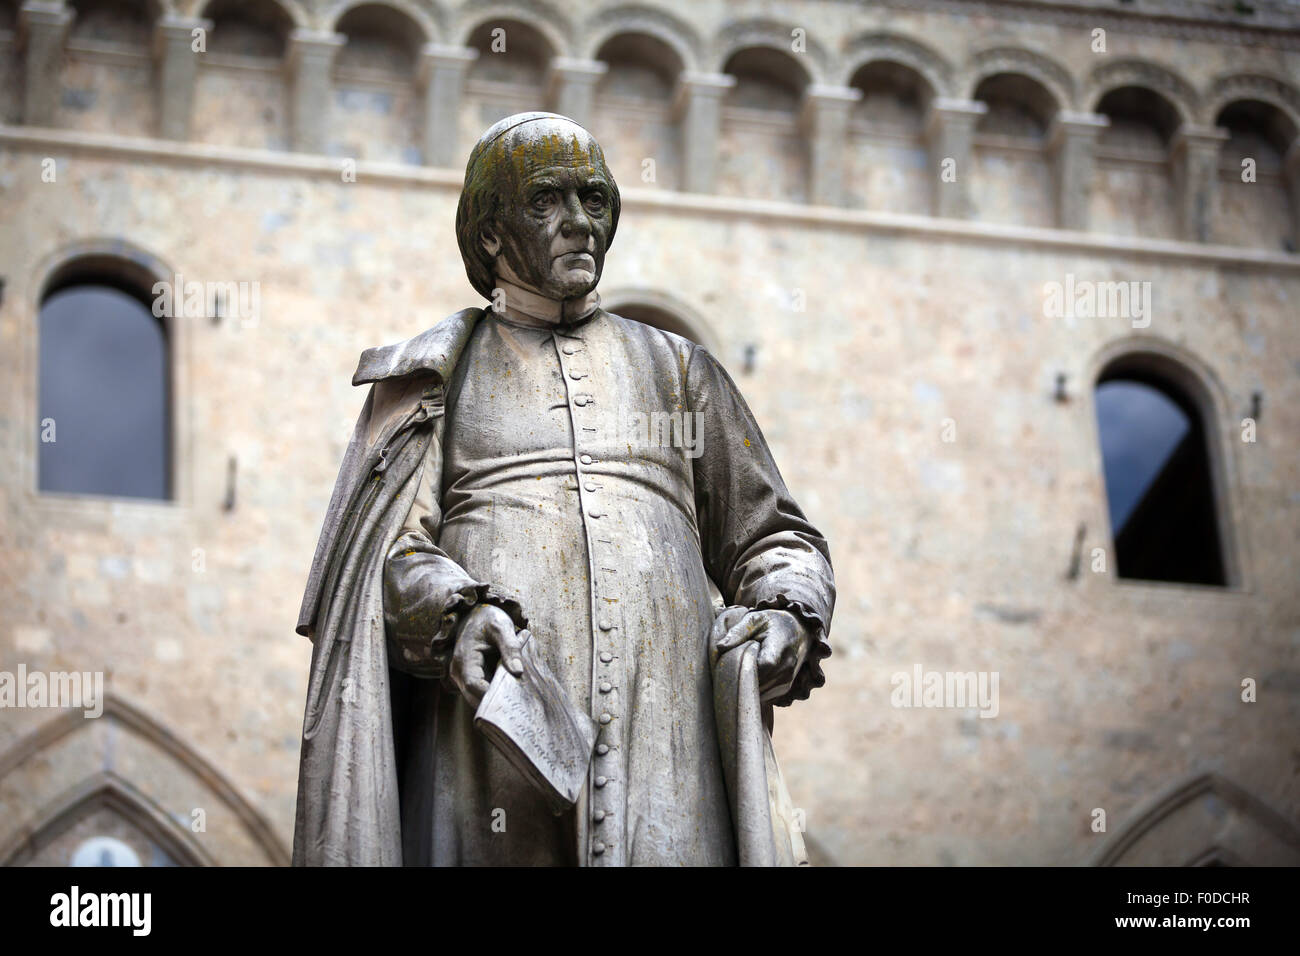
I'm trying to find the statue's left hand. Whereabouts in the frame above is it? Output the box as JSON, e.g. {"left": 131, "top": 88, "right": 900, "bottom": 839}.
{"left": 714, "top": 608, "right": 813, "bottom": 703}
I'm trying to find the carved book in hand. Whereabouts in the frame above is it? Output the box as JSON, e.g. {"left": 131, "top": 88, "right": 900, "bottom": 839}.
{"left": 473, "top": 635, "right": 598, "bottom": 813}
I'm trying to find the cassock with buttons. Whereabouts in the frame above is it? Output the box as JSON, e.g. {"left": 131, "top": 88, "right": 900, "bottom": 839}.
{"left": 291, "top": 112, "right": 835, "bottom": 866}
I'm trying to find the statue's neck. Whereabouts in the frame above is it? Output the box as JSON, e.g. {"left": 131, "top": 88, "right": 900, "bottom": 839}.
{"left": 491, "top": 275, "right": 600, "bottom": 328}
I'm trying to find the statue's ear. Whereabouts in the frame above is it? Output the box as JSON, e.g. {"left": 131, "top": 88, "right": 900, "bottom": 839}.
{"left": 480, "top": 225, "right": 502, "bottom": 258}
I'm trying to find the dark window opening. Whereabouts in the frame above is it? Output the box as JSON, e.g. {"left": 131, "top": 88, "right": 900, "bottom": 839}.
{"left": 1095, "top": 364, "right": 1226, "bottom": 586}
{"left": 38, "top": 272, "right": 170, "bottom": 500}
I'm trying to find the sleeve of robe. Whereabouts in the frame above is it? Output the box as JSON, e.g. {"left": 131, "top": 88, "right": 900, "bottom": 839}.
{"left": 381, "top": 435, "right": 528, "bottom": 679}
{"left": 686, "top": 344, "right": 836, "bottom": 707}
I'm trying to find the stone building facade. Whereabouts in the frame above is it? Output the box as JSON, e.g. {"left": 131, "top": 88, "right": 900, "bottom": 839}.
{"left": 1, "top": 0, "right": 1299, "bottom": 866}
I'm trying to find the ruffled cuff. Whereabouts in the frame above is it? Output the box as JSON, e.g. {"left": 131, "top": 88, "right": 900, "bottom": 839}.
{"left": 383, "top": 535, "right": 528, "bottom": 679}
{"left": 752, "top": 594, "right": 831, "bottom": 708}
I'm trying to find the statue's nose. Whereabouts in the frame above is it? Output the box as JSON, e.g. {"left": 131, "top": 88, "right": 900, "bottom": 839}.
{"left": 560, "top": 194, "right": 591, "bottom": 239}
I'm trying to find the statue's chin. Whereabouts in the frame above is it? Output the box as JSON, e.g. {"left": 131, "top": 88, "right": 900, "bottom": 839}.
{"left": 548, "top": 270, "right": 599, "bottom": 301}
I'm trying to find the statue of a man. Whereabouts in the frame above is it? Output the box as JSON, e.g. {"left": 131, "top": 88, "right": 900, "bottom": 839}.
{"left": 292, "top": 112, "right": 835, "bottom": 866}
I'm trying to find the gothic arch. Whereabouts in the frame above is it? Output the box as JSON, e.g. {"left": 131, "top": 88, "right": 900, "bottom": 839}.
{"left": 324, "top": 0, "right": 443, "bottom": 43}
{"left": 0, "top": 694, "right": 289, "bottom": 866}
{"left": 965, "top": 45, "right": 1075, "bottom": 113}
{"left": 712, "top": 17, "right": 829, "bottom": 86}
{"left": 454, "top": 0, "right": 572, "bottom": 59}
{"left": 0, "top": 771, "right": 214, "bottom": 866}
{"left": 1092, "top": 772, "right": 1300, "bottom": 866}
{"left": 840, "top": 32, "right": 955, "bottom": 100}
{"left": 1204, "top": 71, "right": 1300, "bottom": 132}
{"left": 1085, "top": 58, "right": 1200, "bottom": 128}
{"left": 578, "top": 4, "right": 702, "bottom": 74}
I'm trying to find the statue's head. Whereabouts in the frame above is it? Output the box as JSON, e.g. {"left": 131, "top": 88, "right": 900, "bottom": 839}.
{"left": 456, "top": 112, "right": 620, "bottom": 303}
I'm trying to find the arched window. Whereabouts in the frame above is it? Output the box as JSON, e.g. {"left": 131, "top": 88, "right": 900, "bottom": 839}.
{"left": 38, "top": 259, "right": 170, "bottom": 500}
{"left": 1094, "top": 355, "right": 1227, "bottom": 586}
{"left": 970, "top": 72, "right": 1058, "bottom": 227}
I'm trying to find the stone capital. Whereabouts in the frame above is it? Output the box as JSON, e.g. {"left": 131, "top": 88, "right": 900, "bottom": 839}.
{"left": 153, "top": 16, "right": 212, "bottom": 59}
{"left": 671, "top": 71, "right": 736, "bottom": 117}
{"left": 1170, "top": 124, "right": 1230, "bottom": 157}
{"left": 418, "top": 43, "right": 478, "bottom": 86}
{"left": 924, "top": 97, "right": 988, "bottom": 143}
{"left": 1046, "top": 111, "right": 1109, "bottom": 151}
{"left": 800, "top": 84, "right": 862, "bottom": 125}
{"left": 18, "top": 1, "right": 73, "bottom": 45}
{"left": 286, "top": 29, "right": 346, "bottom": 74}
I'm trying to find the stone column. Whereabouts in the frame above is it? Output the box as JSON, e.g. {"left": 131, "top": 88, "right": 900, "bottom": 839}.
{"left": 1047, "top": 111, "right": 1108, "bottom": 231}
{"left": 18, "top": 0, "right": 73, "bottom": 127}
{"left": 801, "top": 84, "right": 861, "bottom": 207}
{"left": 419, "top": 43, "right": 477, "bottom": 168}
{"left": 287, "top": 29, "right": 344, "bottom": 154}
{"left": 924, "top": 97, "right": 987, "bottom": 219}
{"left": 547, "top": 57, "right": 607, "bottom": 129}
{"left": 671, "top": 71, "right": 736, "bottom": 195}
{"left": 1171, "top": 124, "right": 1228, "bottom": 243}
{"left": 1284, "top": 138, "right": 1300, "bottom": 253}
{"left": 154, "top": 16, "right": 211, "bottom": 141}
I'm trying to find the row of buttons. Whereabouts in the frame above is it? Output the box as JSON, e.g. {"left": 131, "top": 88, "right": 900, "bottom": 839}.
{"left": 555, "top": 327, "right": 618, "bottom": 865}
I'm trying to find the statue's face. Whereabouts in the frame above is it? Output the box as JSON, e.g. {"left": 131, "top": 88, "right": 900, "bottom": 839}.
{"left": 483, "top": 122, "right": 615, "bottom": 300}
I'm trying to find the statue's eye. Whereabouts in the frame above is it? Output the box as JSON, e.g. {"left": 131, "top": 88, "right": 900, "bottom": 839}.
{"left": 583, "top": 191, "right": 606, "bottom": 213}
{"left": 531, "top": 189, "right": 558, "bottom": 210}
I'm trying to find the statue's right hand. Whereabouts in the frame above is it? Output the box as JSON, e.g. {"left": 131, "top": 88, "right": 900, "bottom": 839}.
{"left": 450, "top": 603, "right": 527, "bottom": 708}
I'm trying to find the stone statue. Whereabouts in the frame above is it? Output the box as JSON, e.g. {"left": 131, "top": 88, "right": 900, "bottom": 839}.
{"left": 292, "top": 112, "right": 835, "bottom": 866}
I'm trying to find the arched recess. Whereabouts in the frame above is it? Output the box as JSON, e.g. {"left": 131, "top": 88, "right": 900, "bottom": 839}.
{"left": 460, "top": 11, "right": 561, "bottom": 140}
{"left": 840, "top": 32, "right": 954, "bottom": 101}
{"left": 455, "top": 0, "right": 572, "bottom": 67}
{"left": 1090, "top": 85, "right": 1183, "bottom": 240}
{"left": 1213, "top": 96, "right": 1299, "bottom": 252}
{"left": 194, "top": 0, "right": 298, "bottom": 151}
{"left": 59, "top": 0, "right": 162, "bottom": 137}
{"left": 184, "top": 0, "right": 307, "bottom": 28}
{"left": 1092, "top": 772, "right": 1300, "bottom": 866}
{"left": 844, "top": 55, "right": 937, "bottom": 214}
{"left": 969, "top": 65, "right": 1062, "bottom": 228}
{"left": 717, "top": 44, "right": 812, "bottom": 203}
{"left": 1084, "top": 58, "right": 1199, "bottom": 130}
{"left": 329, "top": 2, "right": 431, "bottom": 163}
{"left": 602, "top": 288, "right": 721, "bottom": 355}
{"left": 1203, "top": 71, "right": 1300, "bottom": 132}
{"left": 0, "top": 694, "right": 289, "bottom": 866}
{"left": 965, "top": 46, "right": 1075, "bottom": 113}
{"left": 35, "top": 241, "right": 182, "bottom": 502}
{"left": 591, "top": 31, "right": 685, "bottom": 190}
{"left": 712, "top": 18, "right": 830, "bottom": 86}
{"left": 1085, "top": 336, "right": 1244, "bottom": 590}
{"left": 324, "top": 0, "right": 442, "bottom": 42}
{"left": 579, "top": 3, "right": 701, "bottom": 73}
